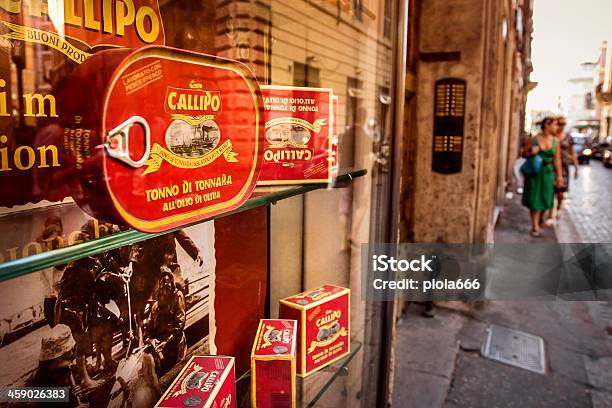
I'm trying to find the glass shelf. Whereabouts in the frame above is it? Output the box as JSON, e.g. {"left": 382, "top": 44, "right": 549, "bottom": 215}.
{"left": 236, "top": 340, "right": 363, "bottom": 408}
{"left": 300, "top": 340, "right": 363, "bottom": 408}
{"left": 0, "top": 169, "right": 366, "bottom": 282}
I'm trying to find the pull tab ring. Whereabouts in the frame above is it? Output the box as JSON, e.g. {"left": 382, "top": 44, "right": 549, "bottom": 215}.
{"left": 105, "top": 116, "right": 151, "bottom": 168}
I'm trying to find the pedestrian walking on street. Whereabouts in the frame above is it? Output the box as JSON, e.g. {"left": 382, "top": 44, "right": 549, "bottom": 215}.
{"left": 548, "top": 116, "right": 579, "bottom": 223}
{"left": 521, "top": 117, "right": 564, "bottom": 237}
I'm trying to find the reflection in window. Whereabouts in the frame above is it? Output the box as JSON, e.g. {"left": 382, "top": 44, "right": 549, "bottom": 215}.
{"left": 383, "top": 0, "right": 392, "bottom": 38}
{"left": 346, "top": 77, "right": 363, "bottom": 126}
{"left": 342, "top": 77, "right": 364, "bottom": 170}
{"left": 378, "top": 86, "right": 391, "bottom": 140}
{"left": 293, "top": 62, "right": 321, "bottom": 88}
{"left": 353, "top": 0, "right": 363, "bottom": 21}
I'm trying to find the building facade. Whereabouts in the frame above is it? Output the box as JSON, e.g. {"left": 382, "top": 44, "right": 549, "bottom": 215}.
{"left": 596, "top": 40, "right": 612, "bottom": 141}
{"left": 400, "top": 0, "right": 534, "bottom": 244}
{"left": 564, "top": 61, "right": 600, "bottom": 137}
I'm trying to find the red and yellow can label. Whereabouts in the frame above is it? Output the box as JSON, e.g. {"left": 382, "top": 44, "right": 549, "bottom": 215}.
{"left": 103, "top": 48, "right": 262, "bottom": 232}
{"left": 56, "top": 46, "right": 263, "bottom": 232}
{"left": 258, "top": 86, "right": 334, "bottom": 185}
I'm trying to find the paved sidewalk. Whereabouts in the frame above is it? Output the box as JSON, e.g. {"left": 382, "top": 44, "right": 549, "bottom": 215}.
{"left": 392, "top": 195, "right": 612, "bottom": 407}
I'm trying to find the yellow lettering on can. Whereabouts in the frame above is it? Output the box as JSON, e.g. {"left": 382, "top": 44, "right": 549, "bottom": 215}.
{"left": 167, "top": 91, "right": 177, "bottom": 110}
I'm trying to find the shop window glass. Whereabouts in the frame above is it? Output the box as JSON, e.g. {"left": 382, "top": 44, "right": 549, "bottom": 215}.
{"left": 0, "top": 1, "right": 400, "bottom": 406}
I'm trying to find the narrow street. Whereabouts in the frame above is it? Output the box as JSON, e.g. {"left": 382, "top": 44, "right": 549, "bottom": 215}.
{"left": 392, "top": 162, "right": 612, "bottom": 408}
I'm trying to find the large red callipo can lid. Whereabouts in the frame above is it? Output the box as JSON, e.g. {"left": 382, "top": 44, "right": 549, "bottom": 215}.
{"left": 56, "top": 46, "right": 264, "bottom": 232}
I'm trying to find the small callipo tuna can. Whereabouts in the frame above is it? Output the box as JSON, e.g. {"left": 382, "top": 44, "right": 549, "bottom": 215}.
{"left": 258, "top": 86, "right": 333, "bottom": 185}
{"left": 52, "top": 45, "right": 263, "bottom": 232}
{"left": 156, "top": 355, "right": 236, "bottom": 408}
{"left": 279, "top": 284, "right": 350, "bottom": 377}
{"left": 251, "top": 319, "right": 297, "bottom": 408}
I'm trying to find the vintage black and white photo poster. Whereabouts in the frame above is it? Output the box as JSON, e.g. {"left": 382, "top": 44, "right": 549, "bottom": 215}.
{"left": 0, "top": 204, "right": 216, "bottom": 407}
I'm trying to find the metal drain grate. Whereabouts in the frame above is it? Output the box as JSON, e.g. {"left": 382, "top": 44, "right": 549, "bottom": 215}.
{"left": 481, "top": 324, "right": 546, "bottom": 374}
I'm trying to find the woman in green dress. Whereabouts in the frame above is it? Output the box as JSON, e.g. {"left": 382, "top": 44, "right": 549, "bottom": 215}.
{"left": 521, "top": 117, "right": 564, "bottom": 237}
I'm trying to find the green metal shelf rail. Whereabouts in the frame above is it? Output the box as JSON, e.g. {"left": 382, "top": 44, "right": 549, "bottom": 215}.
{"left": 0, "top": 169, "right": 366, "bottom": 282}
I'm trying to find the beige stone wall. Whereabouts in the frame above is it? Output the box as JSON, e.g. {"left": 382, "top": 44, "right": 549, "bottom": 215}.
{"left": 410, "top": 0, "right": 486, "bottom": 243}
{"left": 408, "top": 0, "right": 529, "bottom": 244}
